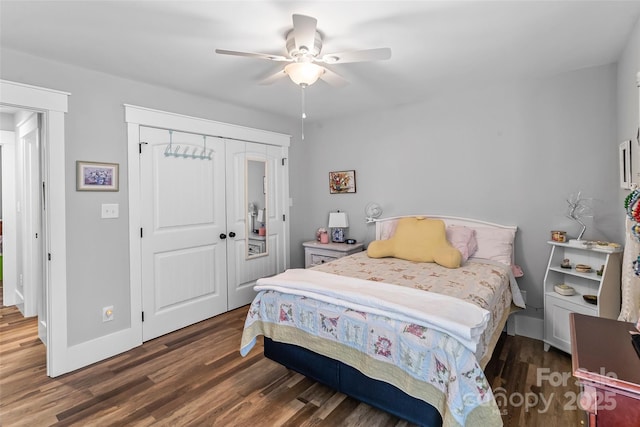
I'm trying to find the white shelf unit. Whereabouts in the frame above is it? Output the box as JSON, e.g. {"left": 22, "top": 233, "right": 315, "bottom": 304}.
{"left": 543, "top": 241, "right": 622, "bottom": 354}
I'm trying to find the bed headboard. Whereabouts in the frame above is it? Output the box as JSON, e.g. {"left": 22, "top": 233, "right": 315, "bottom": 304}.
{"left": 375, "top": 215, "right": 517, "bottom": 240}
{"left": 374, "top": 215, "right": 520, "bottom": 271}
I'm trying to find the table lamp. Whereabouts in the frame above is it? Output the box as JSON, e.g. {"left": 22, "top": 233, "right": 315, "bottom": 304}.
{"left": 328, "top": 211, "right": 349, "bottom": 243}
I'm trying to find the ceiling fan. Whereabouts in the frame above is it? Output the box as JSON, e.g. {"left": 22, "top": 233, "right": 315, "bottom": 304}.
{"left": 215, "top": 14, "right": 392, "bottom": 88}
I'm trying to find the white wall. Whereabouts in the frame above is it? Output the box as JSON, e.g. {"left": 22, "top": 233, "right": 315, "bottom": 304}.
{"left": 290, "top": 64, "right": 620, "bottom": 319}
{"left": 0, "top": 112, "right": 14, "bottom": 216}
{"left": 0, "top": 48, "right": 296, "bottom": 346}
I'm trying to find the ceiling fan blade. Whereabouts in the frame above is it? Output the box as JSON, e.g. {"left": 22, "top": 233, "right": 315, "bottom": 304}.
{"left": 319, "top": 67, "right": 349, "bottom": 88}
{"left": 320, "top": 47, "right": 392, "bottom": 64}
{"left": 258, "top": 69, "right": 288, "bottom": 85}
{"left": 215, "top": 49, "right": 291, "bottom": 62}
{"left": 292, "top": 14, "right": 317, "bottom": 53}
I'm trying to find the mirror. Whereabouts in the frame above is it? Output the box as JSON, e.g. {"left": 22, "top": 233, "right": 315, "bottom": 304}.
{"left": 246, "top": 158, "right": 267, "bottom": 258}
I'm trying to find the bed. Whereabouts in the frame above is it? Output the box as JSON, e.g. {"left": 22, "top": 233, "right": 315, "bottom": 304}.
{"left": 241, "top": 215, "right": 525, "bottom": 427}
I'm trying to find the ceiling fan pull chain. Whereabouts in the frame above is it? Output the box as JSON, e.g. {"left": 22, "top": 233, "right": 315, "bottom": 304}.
{"left": 300, "top": 84, "right": 306, "bottom": 140}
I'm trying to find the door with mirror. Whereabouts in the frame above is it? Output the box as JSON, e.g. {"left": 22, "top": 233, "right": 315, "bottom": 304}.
{"left": 246, "top": 158, "right": 267, "bottom": 257}
{"left": 226, "top": 140, "right": 288, "bottom": 310}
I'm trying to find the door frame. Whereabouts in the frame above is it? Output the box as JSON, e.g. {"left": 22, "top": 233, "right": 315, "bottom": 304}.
{"left": 125, "top": 105, "right": 290, "bottom": 338}
{"left": 0, "top": 79, "right": 69, "bottom": 377}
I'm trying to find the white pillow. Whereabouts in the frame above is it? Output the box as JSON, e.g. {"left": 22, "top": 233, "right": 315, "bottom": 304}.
{"left": 472, "top": 226, "right": 516, "bottom": 266}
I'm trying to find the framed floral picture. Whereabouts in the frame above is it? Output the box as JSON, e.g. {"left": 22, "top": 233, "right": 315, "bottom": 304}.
{"left": 76, "top": 161, "right": 119, "bottom": 191}
{"left": 329, "top": 170, "right": 356, "bottom": 194}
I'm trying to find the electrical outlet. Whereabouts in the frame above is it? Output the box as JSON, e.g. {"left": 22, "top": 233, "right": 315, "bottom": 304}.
{"left": 102, "top": 306, "right": 114, "bottom": 322}
{"left": 101, "top": 203, "right": 119, "bottom": 219}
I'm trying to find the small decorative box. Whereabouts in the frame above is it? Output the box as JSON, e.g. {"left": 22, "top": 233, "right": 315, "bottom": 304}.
{"left": 554, "top": 284, "right": 575, "bottom": 296}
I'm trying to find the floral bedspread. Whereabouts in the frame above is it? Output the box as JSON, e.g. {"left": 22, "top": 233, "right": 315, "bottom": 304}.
{"left": 240, "top": 256, "right": 509, "bottom": 426}
{"left": 313, "top": 252, "right": 519, "bottom": 361}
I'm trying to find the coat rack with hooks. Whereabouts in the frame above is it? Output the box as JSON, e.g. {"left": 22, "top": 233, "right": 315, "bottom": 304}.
{"left": 163, "top": 130, "right": 213, "bottom": 160}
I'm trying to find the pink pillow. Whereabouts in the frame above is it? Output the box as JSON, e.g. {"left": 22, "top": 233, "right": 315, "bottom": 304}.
{"left": 472, "top": 226, "right": 516, "bottom": 266}
{"left": 379, "top": 220, "right": 398, "bottom": 240}
{"left": 511, "top": 264, "right": 524, "bottom": 278}
{"left": 446, "top": 225, "right": 478, "bottom": 263}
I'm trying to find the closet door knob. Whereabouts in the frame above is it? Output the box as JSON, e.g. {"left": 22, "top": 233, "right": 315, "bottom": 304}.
{"left": 229, "top": 232, "right": 236, "bottom": 238}
{"left": 219, "top": 233, "right": 227, "bottom": 240}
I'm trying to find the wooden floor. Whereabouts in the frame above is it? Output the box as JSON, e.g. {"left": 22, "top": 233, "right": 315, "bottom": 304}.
{"left": 0, "top": 298, "right": 584, "bottom": 426}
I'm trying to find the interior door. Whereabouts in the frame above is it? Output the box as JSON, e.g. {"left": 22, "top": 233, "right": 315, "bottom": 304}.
{"left": 265, "top": 144, "right": 288, "bottom": 274}
{"left": 225, "top": 140, "right": 254, "bottom": 310}
{"left": 16, "top": 113, "right": 41, "bottom": 318}
{"left": 140, "top": 127, "right": 227, "bottom": 341}
{"left": 226, "top": 141, "right": 285, "bottom": 310}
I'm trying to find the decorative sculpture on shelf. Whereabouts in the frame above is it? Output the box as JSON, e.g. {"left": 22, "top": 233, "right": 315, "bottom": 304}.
{"left": 566, "top": 191, "right": 592, "bottom": 241}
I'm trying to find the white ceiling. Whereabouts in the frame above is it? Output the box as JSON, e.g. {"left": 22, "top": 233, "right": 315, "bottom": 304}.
{"left": 2, "top": 1, "right": 639, "bottom": 122}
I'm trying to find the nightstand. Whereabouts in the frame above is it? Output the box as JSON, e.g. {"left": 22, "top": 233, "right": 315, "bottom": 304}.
{"left": 303, "top": 240, "right": 364, "bottom": 268}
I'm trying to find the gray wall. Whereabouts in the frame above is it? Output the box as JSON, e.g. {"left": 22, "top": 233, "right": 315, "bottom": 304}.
{"left": 617, "top": 16, "right": 640, "bottom": 187}
{"left": 289, "top": 63, "right": 621, "bottom": 319}
{"left": 0, "top": 112, "right": 14, "bottom": 131}
{"left": 0, "top": 48, "right": 297, "bottom": 345}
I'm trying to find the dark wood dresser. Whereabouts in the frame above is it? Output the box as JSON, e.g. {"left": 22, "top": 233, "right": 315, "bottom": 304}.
{"left": 570, "top": 313, "right": 640, "bottom": 426}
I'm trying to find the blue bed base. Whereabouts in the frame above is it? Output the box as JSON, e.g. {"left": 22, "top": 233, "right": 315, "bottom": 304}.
{"left": 264, "top": 337, "right": 443, "bottom": 426}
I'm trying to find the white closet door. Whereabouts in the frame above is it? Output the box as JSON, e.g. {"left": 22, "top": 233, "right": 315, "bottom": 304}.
{"left": 225, "top": 140, "right": 256, "bottom": 310}
{"left": 265, "top": 144, "right": 289, "bottom": 274}
{"left": 140, "top": 127, "right": 227, "bottom": 341}
{"left": 226, "top": 141, "right": 286, "bottom": 310}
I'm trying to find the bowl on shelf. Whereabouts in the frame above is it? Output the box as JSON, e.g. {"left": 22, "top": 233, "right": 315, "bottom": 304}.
{"left": 583, "top": 295, "right": 598, "bottom": 305}
{"left": 575, "top": 264, "right": 592, "bottom": 273}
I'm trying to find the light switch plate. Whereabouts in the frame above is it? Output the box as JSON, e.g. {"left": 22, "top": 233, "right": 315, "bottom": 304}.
{"left": 101, "top": 203, "right": 119, "bottom": 219}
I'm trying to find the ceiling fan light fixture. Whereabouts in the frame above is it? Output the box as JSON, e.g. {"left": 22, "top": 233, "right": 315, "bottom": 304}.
{"left": 284, "top": 62, "right": 324, "bottom": 86}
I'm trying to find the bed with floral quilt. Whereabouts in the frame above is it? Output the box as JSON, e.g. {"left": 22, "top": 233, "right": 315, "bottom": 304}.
{"left": 240, "top": 215, "right": 525, "bottom": 427}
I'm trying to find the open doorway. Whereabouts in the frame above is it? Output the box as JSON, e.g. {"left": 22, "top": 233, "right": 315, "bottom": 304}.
{"left": 1, "top": 108, "right": 46, "bottom": 341}
{"left": 1, "top": 79, "right": 69, "bottom": 377}
{"left": 0, "top": 108, "right": 44, "bottom": 319}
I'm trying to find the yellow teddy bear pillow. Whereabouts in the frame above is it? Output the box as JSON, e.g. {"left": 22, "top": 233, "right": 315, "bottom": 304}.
{"left": 367, "top": 217, "right": 461, "bottom": 268}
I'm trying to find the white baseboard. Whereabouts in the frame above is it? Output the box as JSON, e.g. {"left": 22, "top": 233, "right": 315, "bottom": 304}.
{"left": 512, "top": 312, "right": 544, "bottom": 340}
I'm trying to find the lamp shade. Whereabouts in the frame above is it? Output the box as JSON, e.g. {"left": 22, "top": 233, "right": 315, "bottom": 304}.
{"left": 284, "top": 62, "right": 324, "bottom": 86}
{"left": 328, "top": 212, "right": 349, "bottom": 228}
